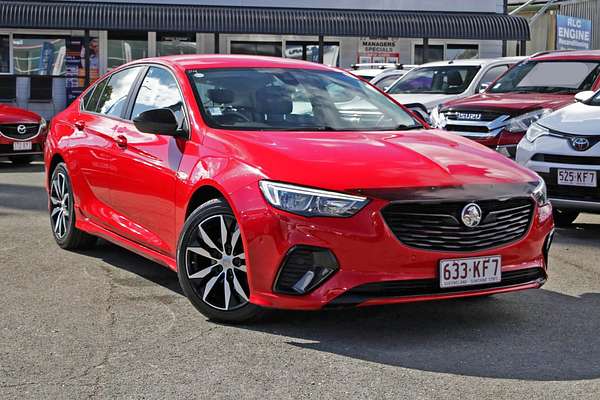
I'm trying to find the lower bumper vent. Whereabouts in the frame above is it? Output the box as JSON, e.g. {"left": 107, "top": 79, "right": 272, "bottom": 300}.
{"left": 274, "top": 246, "right": 338, "bottom": 295}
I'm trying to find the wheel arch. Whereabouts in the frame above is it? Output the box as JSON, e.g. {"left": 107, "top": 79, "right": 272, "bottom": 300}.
{"left": 47, "top": 153, "right": 65, "bottom": 188}
{"left": 185, "top": 184, "right": 228, "bottom": 220}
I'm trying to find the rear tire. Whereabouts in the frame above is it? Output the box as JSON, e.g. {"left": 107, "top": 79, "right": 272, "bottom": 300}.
{"left": 49, "top": 163, "right": 97, "bottom": 249}
{"left": 9, "top": 155, "right": 33, "bottom": 165}
{"left": 177, "top": 198, "right": 265, "bottom": 324}
{"left": 552, "top": 209, "right": 579, "bottom": 227}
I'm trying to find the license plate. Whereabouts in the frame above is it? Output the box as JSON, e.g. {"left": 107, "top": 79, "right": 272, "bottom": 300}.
{"left": 557, "top": 169, "right": 596, "bottom": 187}
{"left": 440, "top": 256, "right": 501, "bottom": 288}
{"left": 13, "top": 141, "right": 32, "bottom": 151}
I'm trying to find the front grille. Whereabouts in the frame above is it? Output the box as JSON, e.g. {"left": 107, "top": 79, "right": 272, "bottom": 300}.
{"left": 538, "top": 171, "right": 600, "bottom": 201}
{"left": 0, "top": 124, "right": 40, "bottom": 140}
{"left": 442, "top": 110, "right": 509, "bottom": 137}
{"left": 382, "top": 198, "right": 534, "bottom": 252}
{"left": 326, "top": 267, "right": 545, "bottom": 307}
{"left": 532, "top": 153, "right": 600, "bottom": 166}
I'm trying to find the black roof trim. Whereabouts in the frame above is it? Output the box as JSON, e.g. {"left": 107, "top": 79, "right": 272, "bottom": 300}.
{"left": 0, "top": 1, "right": 530, "bottom": 40}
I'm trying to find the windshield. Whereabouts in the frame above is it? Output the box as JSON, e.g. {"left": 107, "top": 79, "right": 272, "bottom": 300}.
{"left": 187, "top": 68, "right": 421, "bottom": 131}
{"left": 387, "top": 66, "right": 480, "bottom": 95}
{"left": 489, "top": 60, "right": 600, "bottom": 94}
{"left": 589, "top": 91, "right": 600, "bottom": 106}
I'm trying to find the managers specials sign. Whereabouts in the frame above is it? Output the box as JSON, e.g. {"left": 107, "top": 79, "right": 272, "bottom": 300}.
{"left": 556, "top": 14, "right": 592, "bottom": 50}
{"left": 358, "top": 37, "right": 400, "bottom": 64}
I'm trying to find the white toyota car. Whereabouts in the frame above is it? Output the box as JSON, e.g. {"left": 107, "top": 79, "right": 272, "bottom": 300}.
{"left": 516, "top": 90, "right": 600, "bottom": 226}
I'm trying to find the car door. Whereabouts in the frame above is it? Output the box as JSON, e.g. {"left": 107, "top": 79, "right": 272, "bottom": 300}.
{"left": 69, "top": 67, "right": 142, "bottom": 229}
{"left": 108, "top": 65, "right": 187, "bottom": 256}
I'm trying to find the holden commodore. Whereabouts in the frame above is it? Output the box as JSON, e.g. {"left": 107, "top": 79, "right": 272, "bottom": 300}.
{"left": 45, "top": 55, "right": 554, "bottom": 323}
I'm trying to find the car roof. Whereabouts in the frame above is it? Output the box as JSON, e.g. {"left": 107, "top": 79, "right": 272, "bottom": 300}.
{"left": 417, "top": 57, "right": 525, "bottom": 68}
{"left": 129, "top": 54, "right": 336, "bottom": 71}
{"left": 529, "top": 50, "right": 600, "bottom": 61}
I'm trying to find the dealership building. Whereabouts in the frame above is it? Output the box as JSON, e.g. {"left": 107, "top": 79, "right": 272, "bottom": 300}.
{"left": 0, "top": 0, "right": 530, "bottom": 118}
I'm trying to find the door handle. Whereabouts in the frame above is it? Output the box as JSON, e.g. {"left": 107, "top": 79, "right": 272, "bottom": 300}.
{"left": 115, "top": 134, "right": 128, "bottom": 148}
{"left": 74, "top": 120, "right": 85, "bottom": 131}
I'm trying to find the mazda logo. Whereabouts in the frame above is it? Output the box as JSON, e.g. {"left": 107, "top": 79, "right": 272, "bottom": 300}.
{"left": 461, "top": 203, "right": 482, "bottom": 228}
{"left": 570, "top": 137, "right": 590, "bottom": 152}
{"left": 16, "top": 124, "right": 27, "bottom": 135}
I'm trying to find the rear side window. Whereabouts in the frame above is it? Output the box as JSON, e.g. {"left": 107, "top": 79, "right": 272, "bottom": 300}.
{"left": 130, "top": 66, "right": 185, "bottom": 126}
{"left": 83, "top": 79, "right": 108, "bottom": 113}
{"left": 479, "top": 65, "right": 509, "bottom": 86}
{"left": 96, "top": 67, "right": 142, "bottom": 118}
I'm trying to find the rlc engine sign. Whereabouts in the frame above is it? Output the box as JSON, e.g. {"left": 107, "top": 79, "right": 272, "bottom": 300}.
{"left": 556, "top": 14, "right": 592, "bottom": 50}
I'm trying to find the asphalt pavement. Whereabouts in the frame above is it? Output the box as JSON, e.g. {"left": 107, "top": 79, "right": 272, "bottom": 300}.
{"left": 1, "top": 161, "right": 600, "bottom": 399}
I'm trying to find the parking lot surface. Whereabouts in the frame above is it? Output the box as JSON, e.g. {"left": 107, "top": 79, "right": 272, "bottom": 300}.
{"left": 2, "top": 161, "right": 600, "bottom": 399}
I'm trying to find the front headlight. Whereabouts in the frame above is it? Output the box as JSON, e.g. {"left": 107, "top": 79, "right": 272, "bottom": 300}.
{"left": 429, "top": 106, "right": 447, "bottom": 129}
{"left": 525, "top": 123, "right": 549, "bottom": 143}
{"left": 532, "top": 178, "right": 549, "bottom": 207}
{"left": 39, "top": 117, "right": 47, "bottom": 132}
{"left": 259, "top": 181, "right": 369, "bottom": 217}
{"left": 506, "top": 109, "right": 552, "bottom": 132}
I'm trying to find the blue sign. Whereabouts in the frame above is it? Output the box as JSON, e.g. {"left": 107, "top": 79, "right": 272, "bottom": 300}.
{"left": 556, "top": 14, "right": 592, "bottom": 50}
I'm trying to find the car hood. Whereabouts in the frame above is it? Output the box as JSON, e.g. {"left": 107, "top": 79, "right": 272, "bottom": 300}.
{"left": 389, "top": 93, "right": 460, "bottom": 111}
{"left": 440, "top": 92, "right": 575, "bottom": 115}
{"left": 539, "top": 102, "right": 600, "bottom": 135}
{"left": 214, "top": 129, "right": 538, "bottom": 194}
{"left": 0, "top": 104, "right": 41, "bottom": 124}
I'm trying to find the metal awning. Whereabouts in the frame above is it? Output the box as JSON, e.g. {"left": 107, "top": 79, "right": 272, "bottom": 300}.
{"left": 0, "top": 1, "right": 530, "bottom": 40}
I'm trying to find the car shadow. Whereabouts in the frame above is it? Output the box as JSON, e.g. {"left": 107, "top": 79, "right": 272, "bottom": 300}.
{"left": 0, "top": 160, "right": 45, "bottom": 173}
{"left": 88, "top": 235, "right": 600, "bottom": 382}
{"left": 0, "top": 183, "right": 48, "bottom": 212}
{"left": 76, "top": 240, "right": 183, "bottom": 296}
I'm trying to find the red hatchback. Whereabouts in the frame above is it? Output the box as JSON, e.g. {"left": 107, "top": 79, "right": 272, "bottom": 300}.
{"left": 431, "top": 51, "right": 600, "bottom": 158}
{"left": 45, "top": 55, "right": 554, "bottom": 323}
{"left": 0, "top": 104, "right": 47, "bottom": 165}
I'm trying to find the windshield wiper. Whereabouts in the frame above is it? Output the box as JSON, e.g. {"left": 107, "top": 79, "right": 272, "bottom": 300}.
{"left": 394, "top": 124, "right": 423, "bottom": 131}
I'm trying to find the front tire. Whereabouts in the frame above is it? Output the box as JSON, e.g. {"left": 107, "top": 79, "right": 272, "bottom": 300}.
{"left": 49, "top": 163, "right": 97, "bottom": 249}
{"left": 553, "top": 209, "right": 579, "bottom": 227}
{"left": 177, "top": 198, "right": 264, "bottom": 324}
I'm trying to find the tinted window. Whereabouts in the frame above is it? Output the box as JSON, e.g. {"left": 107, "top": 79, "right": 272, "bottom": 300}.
{"left": 374, "top": 75, "right": 401, "bottom": 90}
{"left": 97, "top": 67, "right": 142, "bottom": 117}
{"left": 131, "top": 67, "right": 185, "bottom": 126}
{"left": 489, "top": 61, "right": 600, "bottom": 94}
{"left": 188, "top": 68, "right": 420, "bottom": 131}
{"left": 479, "top": 65, "right": 509, "bottom": 87}
{"left": 84, "top": 79, "right": 108, "bottom": 113}
{"left": 588, "top": 91, "right": 600, "bottom": 106}
{"left": 388, "top": 66, "right": 480, "bottom": 95}
{"left": 230, "top": 41, "right": 282, "bottom": 57}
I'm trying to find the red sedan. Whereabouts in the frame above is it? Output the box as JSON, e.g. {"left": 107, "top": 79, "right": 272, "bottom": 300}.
{"left": 44, "top": 55, "right": 554, "bottom": 323}
{"left": 0, "top": 104, "right": 47, "bottom": 165}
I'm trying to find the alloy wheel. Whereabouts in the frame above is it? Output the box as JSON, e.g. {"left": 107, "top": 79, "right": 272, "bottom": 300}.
{"left": 50, "top": 171, "right": 70, "bottom": 239}
{"left": 185, "top": 214, "right": 249, "bottom": 311}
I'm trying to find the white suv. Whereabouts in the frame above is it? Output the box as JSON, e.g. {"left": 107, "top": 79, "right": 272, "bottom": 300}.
{"left": 516, "top": 90, "right": 600, "bottom": 226}
{"left": 387, "top": 57, "right": 524, "bottom": 121}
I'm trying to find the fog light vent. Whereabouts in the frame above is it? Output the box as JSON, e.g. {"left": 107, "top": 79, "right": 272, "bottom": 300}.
{"left": 274, "top": 246, "right": 338, "bottom": 295}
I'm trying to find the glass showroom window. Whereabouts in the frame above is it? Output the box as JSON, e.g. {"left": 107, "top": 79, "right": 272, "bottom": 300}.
{"left": 157, "top": 33, "right": 197, "bottom": 56}
{"left": 12, "top": 36, "right": 66, "bottom": 75}
{"left": 230, "top": 41, "right": 282, "bottom": 57}
{"left": 285, "top": 42, "right": 340, "bottom": 66}
{"left": 108, "top": 32, "right": 148, "bottom": 70}
{"left": 414, "top": 44, "right": 444, "bottom": 64}
{"left": 0, "top": 36, "right": 9, "bottom": 73}
{"left": 446, "top": 44, "right": 479, "bottom": 60}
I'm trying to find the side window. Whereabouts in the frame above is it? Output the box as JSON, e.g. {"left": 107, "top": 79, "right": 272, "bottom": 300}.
{"left": 480, "top": 65, "right": 509, "bottom": 87}
{"left": 374, "top": 75, "right": 400, "bottom": 90}
{"left": 131, "top": 67, "right": 185, "bottom": 126}
{"left": 96, "top": 67, "right": 142, "bottom": 118}
{"left": 83, "top": 79, "right": 108, "bottom": 113}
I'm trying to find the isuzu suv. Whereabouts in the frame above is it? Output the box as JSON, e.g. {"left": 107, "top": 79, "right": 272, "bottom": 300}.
{"left": 431, "top": 51, "right": 600, "bottom": 158}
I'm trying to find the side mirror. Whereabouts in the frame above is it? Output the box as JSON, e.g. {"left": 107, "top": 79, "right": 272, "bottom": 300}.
{"left": 133, "top": 108, "right": 180, "bottom": 136}
{"left": 574, "top": 90, "right": 595, "bottom": 103}
{"left": 479, "top": 82, "right": 490, "bottom": 93}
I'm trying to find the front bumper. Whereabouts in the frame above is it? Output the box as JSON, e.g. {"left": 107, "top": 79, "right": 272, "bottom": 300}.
{"left": 517, "top": 135, "right": 600, "bottom": 212}
{"left": 232, "top": 183, "right": 554, "bottom": 310}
